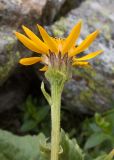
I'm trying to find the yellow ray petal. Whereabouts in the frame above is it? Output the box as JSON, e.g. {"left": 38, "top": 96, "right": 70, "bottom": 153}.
{"left": 22, "top": 26, "right": 49, "bottom": 54}
{"left": 39, "top": 65, "right": 48, "bottom": 71}
{"left": 15, "top": 32, "right": 43, "bottom": 53}
{"left": 69, "top": 30, "right": 100, "bottom": 57}
{"left": 75, "top": 50, "right": 103, "bottom": 61}
{"left": 19, "top": 57, "right": 42, "bottom": 65}
{"left": 72, "top": 61, "right": 89, "bottom": 66}
{"left": 62, "top": 20, "right": 82, "bottom": 54}
{"left": 37, "top": 24, "right": 58, "bottom": 53}
{"left": 52, "top": 38, "right": 65, "bottom": 52}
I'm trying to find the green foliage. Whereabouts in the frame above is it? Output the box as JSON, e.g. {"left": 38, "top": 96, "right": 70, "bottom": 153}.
{"left": 39, "top": 129, "right": 84, "bottom": 160}
{"left": 60, "top": 130, "right": 84, "bottom": 160}
{"left": 80, "top": 109, "right": 114, "bottom": 158}
{"left": 0, "top": 129, "right": 45, "bottom": 160}
{"left": 0, "top": 129, "right": 113, "bottom": 160}
{"left": 0, "top": 129, "right": 84, "bottom": 160}
{"left": 41, "top": 130, "right": 84, "bottom": 160}
{"left": 84, "top": 132, "right": 110, "bottom": 150}
{"left": 93, "top": 149, "right": 114, "bottom": 160}
{"left": 21, "top": 96, "right": 50, "bottom": 134}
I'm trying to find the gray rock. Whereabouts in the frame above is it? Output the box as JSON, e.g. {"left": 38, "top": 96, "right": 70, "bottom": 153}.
{"left": 50, "top": 0, "right": 114, "bottom": 113}
{"left": 0, "top": 26, "right": 18, "bottom": 85}
{"left": 0, "top": 0, "right": 46, "bottom": 26}
{"left": 0, "top": 0, "right": 66, "bottom": 26}
{"left": 41, "top": 0, "right": 66, "bottom": 24}
{"left": 0, "top": 0, "right": 72, "bottom": 112}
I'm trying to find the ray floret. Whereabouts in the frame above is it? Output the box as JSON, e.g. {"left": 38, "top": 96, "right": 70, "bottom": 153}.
{"left": 22, "top": 25, "right": 49, "bottom": 54}
{"left": 62, "top": 20, "right": 82, "bottom": 54}
{"left": 74, "top": 50, "right": 103, "bottom": 61}
{"left": 19, "top": 57, "right": 42, "bottom": 65}
{"left": 69, "top": 30, "right": 100, "bottom": 57}
{"left": 37, "top": 24, "right": 58, "bottom": 53}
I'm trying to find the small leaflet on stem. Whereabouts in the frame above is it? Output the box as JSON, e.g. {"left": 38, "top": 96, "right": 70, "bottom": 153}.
{"left": 41, "top": 81, "right": 52, "bottom": 106}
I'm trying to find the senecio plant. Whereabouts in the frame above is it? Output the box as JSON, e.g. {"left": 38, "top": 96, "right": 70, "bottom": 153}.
{"left": 15, "top": 20, "right": 103, "bottom": 160}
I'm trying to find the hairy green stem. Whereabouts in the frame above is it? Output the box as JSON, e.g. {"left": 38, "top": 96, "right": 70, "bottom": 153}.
{"left": 44, "top": 69, "right": 67, "bottom": 160}
{"left": 51, "top": 81, "right": 63, "bottom": 160}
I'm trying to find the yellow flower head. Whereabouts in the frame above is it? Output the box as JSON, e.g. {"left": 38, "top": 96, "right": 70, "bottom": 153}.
{"left": 15, "top": 20, "right": 103, "bottom": 72}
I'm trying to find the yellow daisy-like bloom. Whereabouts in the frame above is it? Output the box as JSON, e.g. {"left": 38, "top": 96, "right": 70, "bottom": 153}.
{"left": 15, "top": 20, "right": 103, "bottom": 72}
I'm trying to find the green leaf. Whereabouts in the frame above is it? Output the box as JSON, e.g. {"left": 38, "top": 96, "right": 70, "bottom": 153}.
{"left": 21, "top": 103, "right": 50, "bottom": 132}
{"left": 84, "top": 133, "right": 110, "bottom": 149}
{"left": 0, "top": 129, "right": 46, "bottom": 160}
{"left": 60, "top": 130, "right": 84, "bottom": 160}
{"left": 93, "top": 155, "right": 108, "bottom": 160}
{"left": 41, "top": 82, "right": 52, "bottom": 106}
{"left": 89, "top": 123, "right": 101, "bottom": 133}
{"left": 95, "top": 113, "right": 111, "bottom": 133}
{"left": 39, "top": 129, "right": 84, "bottom": 160}
{"left": 93, "top": 149, "right": 114, "bottom": 160}
{"left": 21, "top": 120, "right": 37, "bottom": 132}
{"left": 34, "top": 106, "right": 49, "bottom": 123}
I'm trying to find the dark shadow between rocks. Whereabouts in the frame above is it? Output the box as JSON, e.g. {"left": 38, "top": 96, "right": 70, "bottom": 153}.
{"left": 40, "top": 0, "right": 85, "bottom": 25}
{"left": 0, "top": 65, "right": 42, "bottom": 113}
{"left": 54, "top": 0, "right": 86, "bottom": 22}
